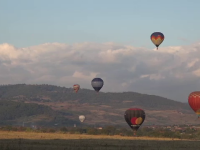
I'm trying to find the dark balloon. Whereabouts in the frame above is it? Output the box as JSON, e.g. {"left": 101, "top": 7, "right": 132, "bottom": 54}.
{"left": 91, "top": 78, "right": 104, "bottom": 92}
{"left": 124, "top": 108, "right": 145, "bottom": 132}
{"left": 150, "top": 32, "right": 164, "bottom": 50}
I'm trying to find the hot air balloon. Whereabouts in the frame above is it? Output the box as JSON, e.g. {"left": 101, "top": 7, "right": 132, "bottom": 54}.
{"left": 91, "top": 78, "right": 104, "bottom": 92}
{"left": 150, "top": 32, "right": 164, "bottom": 50}
{"left": 73, "top": 84, "right": 80, "bottom": 93}
{"left": 124, "top": 108, "right": 145, "bottom": 135}
{"left": 79, "top": 115, "right": 86, "bottom": 123}
{"left": 188, "top": 91, "right": 200, "bottom": 118}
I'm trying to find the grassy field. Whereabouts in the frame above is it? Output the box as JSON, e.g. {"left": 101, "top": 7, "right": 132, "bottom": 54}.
{"left": 0, "top": 131, "right": 200, "bottom": 150}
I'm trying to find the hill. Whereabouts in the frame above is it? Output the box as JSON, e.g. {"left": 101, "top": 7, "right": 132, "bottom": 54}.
{"left": 0, "top": 84, "right": 196, "bottom": 127}
{"left": 0, "top": 100, "right": 80, "bottom": 127}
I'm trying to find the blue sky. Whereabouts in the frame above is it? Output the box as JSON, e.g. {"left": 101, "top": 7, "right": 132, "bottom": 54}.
{"left": 0, "top": 0, "right": 199, "bottom": 48}
{"left": 1, "top": 1, "right": 200, "bottom": 102}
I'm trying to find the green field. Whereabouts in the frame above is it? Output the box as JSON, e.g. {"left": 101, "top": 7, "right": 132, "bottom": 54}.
{"left": 1, "top": 138, "right": 200, "bottom": 150}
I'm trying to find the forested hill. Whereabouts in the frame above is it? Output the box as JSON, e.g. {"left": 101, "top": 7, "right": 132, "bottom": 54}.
{"left": 0, "top": 84, "right": 195, "bottom": 126}
{"left": 0, "top": 84, "right": 189, "bottom": 110}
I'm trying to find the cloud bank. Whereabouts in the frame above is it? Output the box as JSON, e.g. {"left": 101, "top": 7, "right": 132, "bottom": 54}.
{"left": 0, "top": 41, "right": 200, "bottom": 102}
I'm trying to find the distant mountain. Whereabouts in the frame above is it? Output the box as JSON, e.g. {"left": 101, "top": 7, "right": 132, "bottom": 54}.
{"left": 0, "top": 84, "right": 196, "bottom": 127}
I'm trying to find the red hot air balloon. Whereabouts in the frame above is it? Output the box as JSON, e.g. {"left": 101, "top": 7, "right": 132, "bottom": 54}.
{"left": 188, "top": 91, "right": 200, "bottom": 118}
{"left": 73, "top": 84, "right": 80, "bottom": 93}
{"left": 150, "top": 32, "right": 164, "bottom": 50}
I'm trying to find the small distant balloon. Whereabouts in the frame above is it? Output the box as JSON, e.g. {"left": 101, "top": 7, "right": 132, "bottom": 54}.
{"left": 91, "top": 78, "right": 104, "bottom": 92}
{"left": 73, "top": 84, "right": 80, "bottom": 93}
{"left": 150, "top": 32, "right": 164, "bottom": 50}
{"left": 79, "top": 115, "right": 86, "bottom": 122}
{"left": 124, "top": 108, "right": 145, "bottom": 135}
{"left": 188, "top": 91, "right": 200, "bottom": 118}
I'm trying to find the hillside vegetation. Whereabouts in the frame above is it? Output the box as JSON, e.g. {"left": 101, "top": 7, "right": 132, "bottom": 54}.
{"left": 0, "top": 84, "right": 195, "bottom": 126}
{"left": 0, "top": 84, "right": 190, "bottom": 110}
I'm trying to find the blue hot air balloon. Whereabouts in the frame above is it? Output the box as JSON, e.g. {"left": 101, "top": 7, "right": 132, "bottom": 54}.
{"left": 91, "top": 78, "right": 104, "bottom": 92}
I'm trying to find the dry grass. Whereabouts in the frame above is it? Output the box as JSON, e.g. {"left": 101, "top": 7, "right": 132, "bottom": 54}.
{"left": 0, "top": 131, "right": 190, "bottom": 141}
{"left": 0, "top": 131, "right": 199, "bottom": 150}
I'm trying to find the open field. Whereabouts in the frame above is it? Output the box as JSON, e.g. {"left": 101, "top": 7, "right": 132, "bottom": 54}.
{"left": 0, "top": 131, "right": 187, "bottom": 140}
{"left": 0, "top": 131, "right": 200, "bottom": 150}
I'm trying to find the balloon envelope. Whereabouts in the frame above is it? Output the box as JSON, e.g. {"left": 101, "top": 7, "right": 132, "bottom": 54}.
{"left": 91, "top": 78, "right": 104, "bottom": 92}
{"left": 124, "top": 108, "right": 145, "bottom": 131}
{"left": 188, "top": 91, "right": 200, "bottom": 117}
{"left": 150, "top": 32, "right": 164, "bottom": 50}
{"left": 79, "top": 115, "right": 86, "bottom": 122}
{"left": 73, "top": 84, "right": 80, "bottom": 93}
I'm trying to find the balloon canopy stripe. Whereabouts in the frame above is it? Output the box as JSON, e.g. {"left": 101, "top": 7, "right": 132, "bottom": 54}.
{"left": 151, "top": 36, "right": 164, "bottom": 40}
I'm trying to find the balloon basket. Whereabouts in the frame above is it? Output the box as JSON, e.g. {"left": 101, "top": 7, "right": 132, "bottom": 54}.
{"left": 133, "top": 131, "right": 137, "bottom": 136}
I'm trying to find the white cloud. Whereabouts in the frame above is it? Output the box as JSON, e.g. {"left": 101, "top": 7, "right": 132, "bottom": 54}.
{"left": 72, "top": 71, "right": 98, "bottom": 80}
{"left": 0, "top": 41, "right": 200, "bottom": 102}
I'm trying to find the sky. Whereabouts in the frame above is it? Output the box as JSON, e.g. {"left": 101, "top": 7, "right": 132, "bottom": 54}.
{"left": 0, "top": 0, "right": 200, "bottom": 102}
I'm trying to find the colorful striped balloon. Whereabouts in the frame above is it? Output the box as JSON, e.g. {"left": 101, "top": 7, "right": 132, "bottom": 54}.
{"left": 150, "top": 32, "right": 164, "bottom": 50}
{"left": 73, "top": 84, "right": 80, "bottom": 93}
